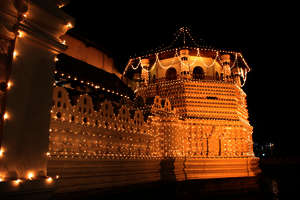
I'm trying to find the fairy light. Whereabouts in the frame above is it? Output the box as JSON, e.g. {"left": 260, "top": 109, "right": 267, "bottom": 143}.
{"left": 27, "top": 172, "right": 34, "bottom": 180}
{"left": 13, "top": 51, "right": 18, "bottom": 59}
{"left": 0, "top": 148, "right": 4, "bottom": 158}
{"left": 3, "top": 112, "right": 9, "bottom": 120}
{"left": 17, "top": 30, "right": 24, "bottom": 38}
{"left": 46, "top": 177, "right": 53, "bottom": 184}
{"left": 58, "top": 3, "right": 65, "bottom": 8}
{"left": 13, "top": 179, "right": 22, "bottom": 186}
{"left": 66, "top": 22, "right": 73, "bottom": 29}
{"left": 7, "top": 81, "right": 13, "bottom": 90}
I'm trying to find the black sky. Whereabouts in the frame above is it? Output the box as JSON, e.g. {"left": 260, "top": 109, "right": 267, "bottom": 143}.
{"left": 62, "top": 1, "right": 298, "bottom": 155}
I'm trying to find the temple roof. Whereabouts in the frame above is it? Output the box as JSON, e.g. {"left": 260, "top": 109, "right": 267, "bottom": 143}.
{"left": 126, "top": 27, "right": 250, "bottom": 72}
{"left": 130, "top": 27, "right": 241, "bottom": 58}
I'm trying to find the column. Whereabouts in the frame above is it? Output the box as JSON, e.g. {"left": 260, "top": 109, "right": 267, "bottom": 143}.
{"left": 0, "top": 0, "right": 73, "bottom": 181}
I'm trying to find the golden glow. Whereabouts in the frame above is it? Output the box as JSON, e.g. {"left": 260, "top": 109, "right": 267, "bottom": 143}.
{"left": 0, "top": 173, "right": 4, "bottom": 182}
{"left": 3, "top": 112, "right": 9, "bottom": 120}
{"left": 46, "top": 152, "right": 51, "bottom": 157}
{"left": 46, "top": 177, "right": 53, "bottom": 184}
{"left": 55, "top": 175, "right": 60, "bottom": 179}
{"left": 13, "top": 179, "right": 22, "bottom": 186}
{"left": 0, "top": 148, "right": 4, "bottom": 157}
{"left": 61, "top": 40, "right": 66, "bottom": 45}
{"left": 54, "top": 57, "right": 59, "bottom": 62}
{"left": 67, "top": 22, "right": 73, "bottom": 29}
{"left": 23, "top": 13, "right": 27, "bottom": 18}
{"left": 17, "top": 30, "right": 24, "bottom": 38}
{"left": 7, "top": 81, "right": 13, "bottom": 90}
{"left": 13, "top": 51, "right": 18, "bottom": 59}
{"left": 27, "top": 172, "right": 34, "bottom": 180}
{"left": 58, "top": 4, "right": 65, "bottom": 8}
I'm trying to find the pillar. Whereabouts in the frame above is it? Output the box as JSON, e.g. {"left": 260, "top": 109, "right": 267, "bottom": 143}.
{"left": 141, "top": 58, "right": 150, "bottom": 85}
{"left": 179, "top": 49, "right": 190, "bottom": 79}
{"left": 0, "top": 0, "right": 73, "bottom": 181}
{"left": 220, "top": 54, "right": 231, "bottom": 81}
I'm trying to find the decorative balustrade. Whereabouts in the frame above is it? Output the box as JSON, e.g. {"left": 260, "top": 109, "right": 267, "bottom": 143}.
{"left": 145, "top": 75, "right": 236, "bottom": 85}
{"left": 49, "top": 86, "right": 254, "bottom": 162}
{"left": 49, "top": 87, "right": 162, "bottom": 160}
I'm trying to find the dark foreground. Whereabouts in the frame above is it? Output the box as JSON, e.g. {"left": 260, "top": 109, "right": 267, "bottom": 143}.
{"left": 2, "top": 157, "right": 299, "bottom": 200}
{"left": 53, "top": 157, "right": 300, "bottom": 200}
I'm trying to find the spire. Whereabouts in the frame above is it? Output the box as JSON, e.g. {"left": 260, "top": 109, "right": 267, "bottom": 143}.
{"left": 168, "top": 26, "right": 206, "bottom": 49}
{"left": 129, "top": 26, "right": 241, "bottom": 59}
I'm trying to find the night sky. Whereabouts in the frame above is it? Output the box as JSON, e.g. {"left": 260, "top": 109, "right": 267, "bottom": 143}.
{"left": 62, "top": 2, "right": 298, "bottom": 155}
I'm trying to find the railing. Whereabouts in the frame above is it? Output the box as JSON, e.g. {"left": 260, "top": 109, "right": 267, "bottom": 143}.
{"left": 140, "top": 76, "right": 235, "bottom": 88}
{"left": 48, "top": 87, "right": 162, "bottom": 160}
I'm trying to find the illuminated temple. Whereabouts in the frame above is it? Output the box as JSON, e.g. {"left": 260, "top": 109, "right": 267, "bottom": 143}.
{"left": 0, "top": 0, "right": 260, "bottom": 197}
{"left": 120, "top": 27, "right": 260, "bottom": 179}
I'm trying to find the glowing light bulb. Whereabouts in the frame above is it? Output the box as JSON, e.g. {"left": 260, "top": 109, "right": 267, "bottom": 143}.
{"left": 0, "top": 148, "right": 4, "bottom": 157}
{"left": 46, "top": 177, "right": 53, "bottom": 183}
{"left": 66, "top": 22, "right": 73, "bottom": 29}
{"left": 54, "top": 57, "right": 59, "bottom": 62}
{"left": 13, "top": 51, "right": 18, "bottom": 59}
{"left": 13, "top": 179, "right": 22, "bottom": 186}
{"left": 18, "top": 30, "right": 24, "bottom": 38}
{"left": 0, "top": 177, "right": 3, "bottom": 182}
{"left": 7, "top": 81, "right": 12, "bottom": 90}
{"left": 27, "top": 172, "right": 34, "bottom": 180}
{"left": 3, "top": 112, "right": 9, "bottom": 120}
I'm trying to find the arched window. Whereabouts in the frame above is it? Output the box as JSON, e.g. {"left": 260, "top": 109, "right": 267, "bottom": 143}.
{"left": 220, "top": 73, "right": 224, "bottom": 81}
{"left": 166, "top": 67, "right": 177, "bottom": 80}
{"left": 216, "top": 72, "right": 219, "bottom": 80}
{"left": 193, "top": 66, "right": 205, "bottom": 79}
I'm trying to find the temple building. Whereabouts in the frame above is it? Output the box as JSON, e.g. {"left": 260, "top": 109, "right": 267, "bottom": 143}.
{"left": 0, "top": 0, "right": 260, "bottom": 197}
{"left": 121, "top": 26, "right": 259, "bottom": 179}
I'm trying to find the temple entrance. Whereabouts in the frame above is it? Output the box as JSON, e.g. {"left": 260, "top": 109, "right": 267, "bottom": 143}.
{"left": 166, "top": 67, "right": 177, "bottom": 80}
{"left": 193, "top": 66, "right": 205, "bottom": 79}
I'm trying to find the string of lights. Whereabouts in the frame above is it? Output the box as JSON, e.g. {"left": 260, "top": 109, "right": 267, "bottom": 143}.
{"left": 53, "top": 68, "right": 131, "bottom": 99}
{"left": 126, "top": 48, "right": 239, "bottom": 74}
{"left": 177, "top": 48, "right": 200, "bottom": 67}
{"left": 124, "top": 26, "right": 251, "bottom": 80}
{"left": 156, "top": 51, "right": 179, "bottom": 69}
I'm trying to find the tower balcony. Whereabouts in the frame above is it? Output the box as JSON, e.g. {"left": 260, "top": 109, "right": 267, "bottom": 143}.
{"left": 142, "top": 74, "right": 236, "bottom": 86}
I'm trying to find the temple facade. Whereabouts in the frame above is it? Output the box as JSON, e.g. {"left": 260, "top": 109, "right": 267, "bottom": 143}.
{"left": 120, "top": 28, "right": 260, "bottom": 179}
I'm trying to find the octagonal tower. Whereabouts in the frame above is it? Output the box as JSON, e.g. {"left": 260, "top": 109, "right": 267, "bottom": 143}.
{"left": 122, "top": 27, "right": 260, "bottom": 179}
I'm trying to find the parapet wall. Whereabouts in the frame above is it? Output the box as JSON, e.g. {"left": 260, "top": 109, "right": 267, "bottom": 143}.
{"left": 48, "top": 86, "right": 260, "bottom": 193}
{"left": 49, "top": 87, "right": 161, "bottom": 160}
